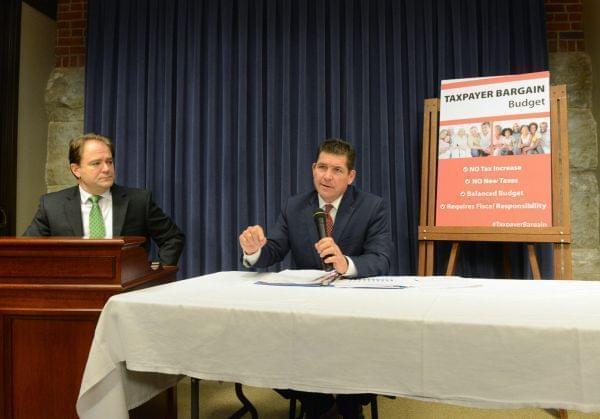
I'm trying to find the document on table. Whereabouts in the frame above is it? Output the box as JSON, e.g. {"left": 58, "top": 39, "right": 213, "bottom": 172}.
{"left": 255, "top": 270, "right": 341, "bottom": 286}
{"left": 334, "top": 277, "right": 410, "bottom": 288}
{"left": 255, "top": 272, "right": 408, "bottom": 288}
{"left": 336, "top": 276, "right": 483, "bottom": 289}
{"left": 254, "top": 270, "right": 483, "bottom": 289}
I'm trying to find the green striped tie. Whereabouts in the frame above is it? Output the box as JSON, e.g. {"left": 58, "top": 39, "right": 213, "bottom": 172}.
{"left": 89, "top": 195, "right": 106, "bottom": 238}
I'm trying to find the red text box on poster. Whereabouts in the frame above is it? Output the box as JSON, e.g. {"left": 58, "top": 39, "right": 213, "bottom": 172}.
{"left": 435, "top": 154, "right": 552, "bottom": 227}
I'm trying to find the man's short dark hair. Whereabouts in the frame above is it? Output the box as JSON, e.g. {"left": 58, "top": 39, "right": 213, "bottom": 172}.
{"left": 315, "top": 138, "right": 356, "bottom": 171}
{"left": 69, "top": 133, "right": 114, "bottom": 165}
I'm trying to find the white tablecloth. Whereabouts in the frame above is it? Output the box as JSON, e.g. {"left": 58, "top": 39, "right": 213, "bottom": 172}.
{"left": 76, "top": 272, "right": 600, "bottom": 418}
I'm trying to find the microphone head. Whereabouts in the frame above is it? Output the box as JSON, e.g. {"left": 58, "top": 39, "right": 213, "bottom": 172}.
{"left": 313, "top": 208, "right": 326, "bottom": 221}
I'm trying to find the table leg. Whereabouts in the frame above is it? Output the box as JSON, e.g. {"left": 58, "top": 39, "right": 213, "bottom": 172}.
{"left": 229, "top": 383, "right": 258, "bottom": 419}
{"left": 191, "top": 378, "right": 200, "bottom": 419}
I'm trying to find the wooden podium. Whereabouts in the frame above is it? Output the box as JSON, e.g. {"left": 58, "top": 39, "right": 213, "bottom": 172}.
{"left": 0, "top": 237, "right": 178, "bottom": 419}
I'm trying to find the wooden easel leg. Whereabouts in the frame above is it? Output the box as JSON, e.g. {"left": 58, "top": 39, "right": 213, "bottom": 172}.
{"left": 553, "top": 243, "right": 573, "bottom": 280}
{"left": 426, "top": 242, "right": 434, "bottom": 275}
{"left": 446, "top": 243, "right": 459, "bottom": 276}
{"left": 418, "top": 242, "right": 426, "bottom": 276}
{"left": 527, "top": 244, "right": 541, "bottom": 279}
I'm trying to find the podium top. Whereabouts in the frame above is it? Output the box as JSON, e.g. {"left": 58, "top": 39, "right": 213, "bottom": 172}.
{"left": 0, "top": 236, "right": 146, "bottom": 248}
{"left": 0, "top": 236, "right": 159, "bottom": 286}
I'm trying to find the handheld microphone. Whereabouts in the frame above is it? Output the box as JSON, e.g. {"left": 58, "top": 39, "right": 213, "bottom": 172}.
{"left": 313, "top": 208, "right": 333, "bottom": 271}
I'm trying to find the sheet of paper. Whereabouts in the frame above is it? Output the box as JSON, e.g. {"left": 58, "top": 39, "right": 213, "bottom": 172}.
{"left": 333, "top": 277, "right": 409, "bottom": 288}
{"left": 333, "top": 276, "right": 482, "bottom": 289}
{"left": 255, "top": 269, "right": 339, "bottom": 286}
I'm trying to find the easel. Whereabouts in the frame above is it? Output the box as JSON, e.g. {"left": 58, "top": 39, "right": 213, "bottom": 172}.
{"left": 418, "top": 85, "right": 572, "bottom": 279}
{"left": 418, "top": 85, "right": 572, "bottom": 418}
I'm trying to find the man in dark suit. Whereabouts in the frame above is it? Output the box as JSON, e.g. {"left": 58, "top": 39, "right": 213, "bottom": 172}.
{"left": 24, "top": 133, "right": 184, "bottom": 266}
{"left": 239, "top": 138, "right": 393, "bottom": 418}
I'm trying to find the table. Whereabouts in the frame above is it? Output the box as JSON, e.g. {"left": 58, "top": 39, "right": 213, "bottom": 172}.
{"left": 76, "top": 272, "right": 600, "bottom": 419}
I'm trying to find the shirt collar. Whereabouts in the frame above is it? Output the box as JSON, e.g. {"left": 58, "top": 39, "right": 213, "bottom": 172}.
{"left": 79, "top": 186, "right": 112, "bottom": 204}
{"left": 318, "top": 194, "right": 343, "bottom": 211}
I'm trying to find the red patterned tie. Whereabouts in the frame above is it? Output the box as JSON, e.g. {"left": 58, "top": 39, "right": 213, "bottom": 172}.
{"left": 324, "top": 204, "right": 334, "bottom": 237}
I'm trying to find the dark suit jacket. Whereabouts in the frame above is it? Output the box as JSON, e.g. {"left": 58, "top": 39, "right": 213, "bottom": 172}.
{"left": 254, "top": 186, "right": 393, "bottom": 277}
{"left": 24, "top": 184, "right": 185, "bottom": 266}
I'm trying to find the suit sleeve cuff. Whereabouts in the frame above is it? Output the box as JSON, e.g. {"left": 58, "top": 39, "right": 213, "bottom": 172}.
{"left": 342, "top": 256, "right": 358, "bottom": 277}
{"left": 243, "top": 248, "right": 262, "bottom": 267}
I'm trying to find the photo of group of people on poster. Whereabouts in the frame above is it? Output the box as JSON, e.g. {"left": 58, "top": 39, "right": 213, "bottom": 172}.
{"left": 438, "top": 119, "right": 551, "bottom": 159}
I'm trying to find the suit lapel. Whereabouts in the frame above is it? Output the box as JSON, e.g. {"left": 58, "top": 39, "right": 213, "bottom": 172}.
{"left": 302, "top": 192, "right": 322, "bottom": 267}
{"left": 112, "top": 185, "right": 129, "bottom": 236}
{"left": 65, "top": 187, "right": 83, "bottom": 236}
{"left": 332, "top": 187, "right": 356, "bottom": 242}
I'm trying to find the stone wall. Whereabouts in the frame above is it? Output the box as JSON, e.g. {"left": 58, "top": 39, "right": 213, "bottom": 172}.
{"left": 550, "top": 52, "right": 600, "bottom": 279}
{"left": 544, "top": 4, "right": 600, "bottom": 279}
{"left": 44, "top": 0, "right": 86, "bottom": 192}
{"left": 45, "top": 67, "right": 84, "bottom": 192}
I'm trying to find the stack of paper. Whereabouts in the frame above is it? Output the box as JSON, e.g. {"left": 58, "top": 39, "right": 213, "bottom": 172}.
{"left": 255, "top": 270, "right": 339, "bottom": 286}
{"left": 254, "top": 270, "right": 483, "bottom": 289}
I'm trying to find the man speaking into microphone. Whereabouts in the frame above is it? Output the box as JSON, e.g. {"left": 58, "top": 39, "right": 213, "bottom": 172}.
{"left": 238, "top": 138, "right": 393, "bottom": 419}
{"left": 239, "top": 138, "right": 392, "bottom": 278}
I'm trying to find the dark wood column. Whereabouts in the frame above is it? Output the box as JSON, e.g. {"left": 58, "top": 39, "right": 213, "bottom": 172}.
{"left": 0, "top": 0, "right": 21, "bottom": 236}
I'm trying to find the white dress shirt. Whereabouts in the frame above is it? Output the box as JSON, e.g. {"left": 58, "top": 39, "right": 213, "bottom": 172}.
{"left": 244, "top": 194, "right": 358, "bottom": 277}
{"left": 79, "top": 186, "right": 113, "bottom": 239}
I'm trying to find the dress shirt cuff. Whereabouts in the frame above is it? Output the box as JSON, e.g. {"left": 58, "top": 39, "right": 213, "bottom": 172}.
{"left": 342, "top": 256, "right": 358, "bottom": 277}
{"left": 242, "top": 248, "right": 262, "bottom": 267}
